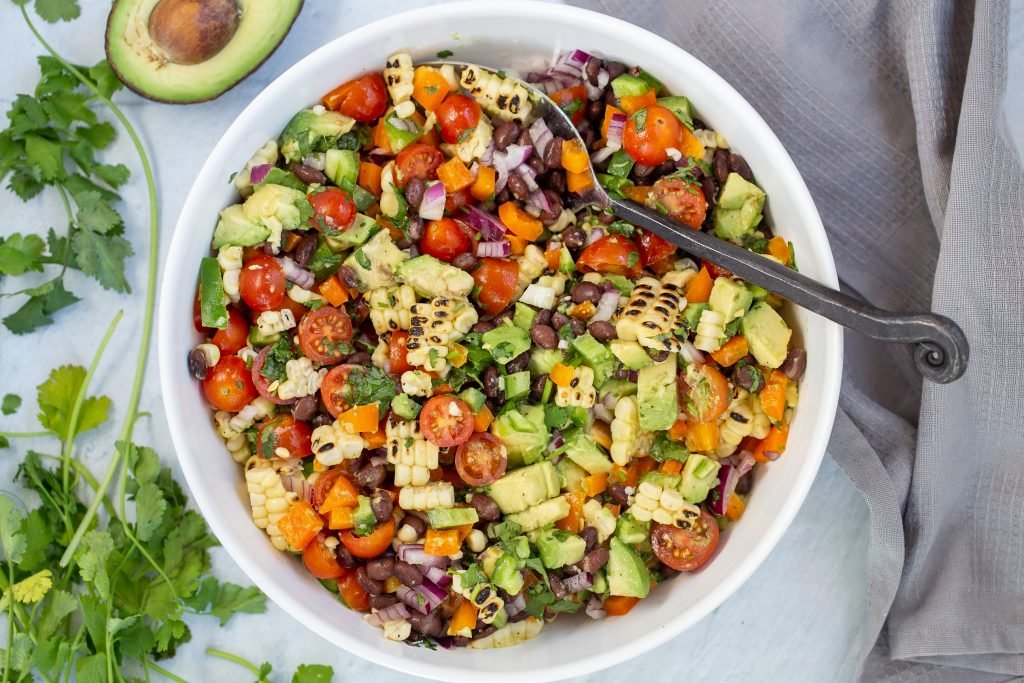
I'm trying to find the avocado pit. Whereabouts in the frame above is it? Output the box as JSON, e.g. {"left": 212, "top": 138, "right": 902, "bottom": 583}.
{"left": 148, "top": 0, "right": 240, "bottom": 65}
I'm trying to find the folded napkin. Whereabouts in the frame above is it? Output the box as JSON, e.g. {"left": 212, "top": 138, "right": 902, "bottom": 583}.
{"left": 571, "top": 0, "right": 1024, "bottom": 679}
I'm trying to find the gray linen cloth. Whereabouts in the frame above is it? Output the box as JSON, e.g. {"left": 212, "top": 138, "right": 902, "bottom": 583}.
{"left": 571, "top": 0, "right": 1024, "bottom": 679}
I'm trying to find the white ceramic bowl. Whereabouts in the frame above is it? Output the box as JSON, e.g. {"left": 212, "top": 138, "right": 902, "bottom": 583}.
{"left": 158, "top": 2, "right": 842, "bottom": 680}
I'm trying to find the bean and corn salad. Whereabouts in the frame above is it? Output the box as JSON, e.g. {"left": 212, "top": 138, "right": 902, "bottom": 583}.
{"left": 189, "top": 48, "right": 806, "bottom": 649}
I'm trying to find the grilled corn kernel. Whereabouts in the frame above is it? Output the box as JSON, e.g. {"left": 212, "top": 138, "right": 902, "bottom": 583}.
{"left": 401, "top": 370, "right": 434, "bottom": 397}
{"left": 228, "top": 397, "right": 275, "bottom": 433}
{"left": 286, "top": 285, "right": 326, "bottom": 307}
{"left": 610, "top": 396, "right": 652, "bottom": 466}
{"left": 367, "top": 284, "right": 416, "bottom": 334}
{"left": 554, "top": 365, "right": 597, "bottom": 408}
{"left": 459, "top": 65, "right": 533, "bottom": 124}
{"left": 382, "top": 619, "right": 412, "bottom": 641}
{"left": 276, "top": 357, "right": 327, "bottom": 401}
{"left": 750, "top": 396, "right": 771, "bottom": 439}
{"left": 398, "top": 482, "right": 455, "bottom": 511}
{"left": 693, "top": 309, "right": 726, "bottom": 352}
{"left": 719, "top": 393, "right": 754, "bottom": 448}
{"left": 513, "top": 245, "right": 547, "bottom": 300}
{"left": 255, "top": 309, "right": 296, "bottom": 337}
{"left": 245, "top": 457, "right": 298, "bottom": 551}
{"left": 628, "top": 480, "right": 700, "bottom": 529}
{"left": 217, "top": 246, "right": 243, "bottom": 302}
{"left": 193, "top": 343, "right": 220, "bottom": 368}
{"left": 406, "top": 297, "right": 478, "bottom": 372}
{"left": 469, "top": 617, "right": 543, "bottom": 649}
{"left": 582, "top": 498, "right": 617, "bottom": 542}
{"left": 616, "top": 271, "right": 691, "bottom": 352}
{"left": 383, "top": 52, "right": 414, "bottom": 105}
{"left": 385, "top": 415, "right": 439, "bottom": 487}
{"left": 311, "top": 422, "right": 366, "bottom": 466}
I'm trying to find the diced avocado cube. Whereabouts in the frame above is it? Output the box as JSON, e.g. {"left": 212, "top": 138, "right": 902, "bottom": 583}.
{"left": 571, "top": 333, "right": 613, "bottom": 368}
{"left": 713, "top": 173, "right": 766, "bottom": 240}
{"left": 607, "top": 537, "right": 651, "bottom": 598}
{"left": 556, "top": 458, "right": 588, "bottom": 493}
{"left": 199, "top": 257, "right": 228, "bottom": 329}
{"left": 490, "top": 406, "right": 549, "bottom": 467}
{"left": 636, "top": 68, "right": 665, "bottom": 94}
{"left": 680, "top": 453, "right": 721, "bottom": 504}
{"left": 563, "top": 430, "right": 613, "bottom": 475}
{"left": 396, "top": 254, "right": 475, "bottom": 299}
{"left": 342, "top": 230, "right": 407, "bottom": 290}
{"left": 592, "top": 569, "right": 608, "bottom": 594}
{"left": 598, "top": 378, "right": 638, "bottom": 402}
{"left": 308, "top": 237, "right": 342, "bottom": 280}
{"left": 513, "top": 303, "right": 537, "bottom": 331}
{"left": 427, "top": 506, "right": 479, "bottom": 529}
{"left": 491, "top": 552, "right": 525, "bottom": 595}
{"left": 504, "top": 496, "right": 570, "bottom": 532}
{"left": 457, "top": 387, "right": 487, "bottom": 413}
{"left": 603, "top": 274, "right": 634, "bottom": 295}
{"left": 325, "top": 213, "right": 379, "bottom": 251}
{"left": 682, "top": 302, "right": 708, "bottom": 331}
{"left": 536, "top": 528, "right": 586, "bottom": 569}
{"left": 610, "top": 73, "right": 651, "bottom": 99}
{"left": 278, "top": 108, "right": 355, "bottom": 163}
{"left": 637, "top": 355, "right": 679, "bottom": 431}
{"left": 482, "top": 324, "right": 531, "bottom": 365}
{"left": 708, "top": 277, "right": 753, "bottom": 322}
{"left": 741, "top": 301, "right": 792, "bottom": 369}
{"left": 641, "top": 471, "right": 682, "bottom": 493}
{"left": 504, "top": 371, "right": 531, "bottom": 401}
{"left": 529, "top": 349, "right": 564, "bottom": 376}
{"left": 615, "top": 514, "right": 650, "bottom": 546}
{"left": 485, "top": 461, "right": 561, "bottom": 514}
{"left": 391, "top": 393, "right": 421, "bottom": 421}
{"left": 212, "top": 203, "right": 271, "bottom": 248}
{"left": 657, "top": 96, "right": 693, "bottom": 128}
{"left": 610, "top": 340, "right": 653, "bottom": 370}
{"left": 324, "top": 148, "right": 359, "bottom": 186}
{"left": 478, "top": 545, "right": 504, "bottom": 578}
{"left": 558, "top": 246, "right": 576, "bottom": 274}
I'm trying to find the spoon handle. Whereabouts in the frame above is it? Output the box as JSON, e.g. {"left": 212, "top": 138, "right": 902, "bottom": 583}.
{"left": 611, "top": 199, "right": 969, "bottom": 383}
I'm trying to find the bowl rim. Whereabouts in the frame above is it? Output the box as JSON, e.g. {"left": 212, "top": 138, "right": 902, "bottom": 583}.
{"left": 157, "top": 2, "right": 843, "bottom": 680}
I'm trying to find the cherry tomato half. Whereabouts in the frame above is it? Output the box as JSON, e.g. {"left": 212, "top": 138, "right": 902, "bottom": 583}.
{"left": 202, "top": 356, "right": 258, "bottom": 412}
{"left": 420, "top": 396, "right": 474, "bottom": 447}
{"left": 309, "top": 187, "right": 356, "bottom": 234}
{"left": 651, "top": 509, "right": 720, "bottom": 571}
{"left": 633, "top": 229, "right": 677, "bottom": 267}
{"left": 395, "top": 143, "right": 445, "bottom": 187}
{"left": 683, "top": 364, "right": 731, "bottom": 424}
{"left": 701, "top": 259, "right": 732, "bottom": 280}
{"left": 239, "top": 255, "right": 286, "bottom": 313}
{"left": 455, "top": 432, "right": 508, "bottom": 486}
{"left": 211, "top": 307, "right": 250, "bottom": 354}
{"left": 303, "top": 534, "right": 345, "bottom": 579}
{"left": 251, "top": 344, "right": 296, "bottom": 405}
{"left": 623, "top": 105, "right": 683, "bottom": 166}
{"left": 472, "top": 257, "right": 519, "bottom": 316}
{"left": 340, "top": 518, "right": 396, "bottom": 559}
{"left": 549, "top": 84, "right": 588, "bottom": 125}
{"left": 337, "top": 568, "right": 371, "bottom": 611}
{"left": 311, "top": 468, "right": 355, "bottom": 510}
{"left": 388, "top": 330, "right": 414, "bottom": 375}
{"left": 576, "top": 234, "right": 642, "bottom": 278}
{"left": 435, "top": 94, "right": 482, "bottom": 144}
{"left": 420, "top": 217, "right": 472, "bottom": 263}
{"left": 257, "top": 414, "right": 313, "bottom": 459}
{"left": 648, "top": 176, "right": 708, "bottom": 229}
{"left": 322, "top": 73, "right": 388, "bottom": 123}
{"left": 298, "top": 305, "right": 353, "bottom": 365}
{"left": 320, "top": 364, "right": 358, "bottom": 418}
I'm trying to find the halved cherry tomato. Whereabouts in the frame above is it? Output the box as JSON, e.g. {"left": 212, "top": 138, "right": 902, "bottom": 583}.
{"left": 211, "top": 307, "right": 250, "bottom": 354}
{"left": 420, "top": 217, "right": 472, "bottom": 263}
{"left": 395, "top": 143, "right": 445, "bottom": 187}
{"left": 683, "top": 364, "right": 731, "bottom": 423}
{"left": 340, "top": 518, "right": 396, "bottom": 559}
{"left": 337, "top": 568, "right": 371, "bottom": 611}
{"left": 308, "top": 187, "right": 356, "bottom": 234}
{"left": 303, "top": 534, "right": 345, "bottom": 579}
{"left": 651, "top": 509, "right": 719, "bottom": 571}
{"left": 239, "top": 255, "right": 286, "bottom": 312}
{"left": 455, "top": 432, "right": 508, "bottom": 486}
{"left": 633, "top": 229, "right": 676, "bottom": 267}
{"left": 435, "top": 94, "right": 482, "bottom": 144}
{"left": 388, "top": 330, "right": 414, "bottom": 375}
{"left": 623, "top": 105, "right": 682, "bottom": 166}
{"left": 472, "top": 257, "right": 519, "bottom": 316}
{"left": 549, "top": 84, "right": 588, "bottom": 125}
{"left": 312, "top": 468, "right": 351, "bottom": 509}
{"left": 445, "top": 187, "right": 474, "bottom": 214}
{"left": 701, "top": 259, "right": 732, "bottom": 280}
{"left": 320, "top": 364, "right": 358, "bottom": 417}
{"left": 257, "top": 414, "right": 313, "bottom": 459}
{"left": 298, "top": 305, "right": 353, "bottom": 365}
{"left": 251, "top": 344, "right": 296, "bottom": 405}
{"left": 420, "top": 396, "right": 474, "bottom": 447}
{"left": 576, "top": 234, "right": 642, "bottom": 278}
{"left": 202, "top": 356, "right": 258, "bottom": 412}
{"left": 648, "top": 176, "right": 708, "bottom": 229}
{"left": 322, "top": 73, "right": 388, "bottom": 122}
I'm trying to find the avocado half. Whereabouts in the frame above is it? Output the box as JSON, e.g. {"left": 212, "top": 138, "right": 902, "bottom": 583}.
{"left": 105, "top": 0, "right": 303, "bottom": 104}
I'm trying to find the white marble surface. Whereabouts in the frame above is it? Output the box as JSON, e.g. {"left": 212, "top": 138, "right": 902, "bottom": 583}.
{"left": 0, "top": 1, "right": 870, "bottom": 680}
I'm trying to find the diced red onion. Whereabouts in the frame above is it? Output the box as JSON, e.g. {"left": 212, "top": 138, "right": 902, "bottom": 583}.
{"left": 593, "top": 403, "right": 612, "bottom": 423}
{"left": 710, "top": 464, "right": 738, "bottom": 516}
{"left": 365, "top": 602, "right": 412, "bottom": 626}
{"left": 585, "top": 81, "right": 603, "bottom": 101}
{"left": 528, "top": 189, "right": 551, "bottom": 213}
{"left": 602, "top": 391, "right": 618, "bottom": 413}
{"left": 418, "top": 181, "right": 447, "bottom": 221}
{"left": 547, "top": 429, "right": 565, "bottom": 453}
{"left": 627, "top": 370, "right": 639, "bottom": 383}
{"left": 566, "top": 49, "right": 594, "bottom": 70}
{"left": 597, "top": 69, "right": 610, "bottom": 89}
{"left": 592, "top": 290, "right": 620, "bottom": 323}
{"left": 680, "top": 341, "right": 706, "bottom": 365}
{"left": 423, "top": 565, "right": 451, "bottom": 588}
{"left": 590, "top": 146, "right": 617, "bottom": 165}
{"left": 479, "top": 140, "right": 495, "bottom": 165}
{"left": 736, "top": 450, "right": 756, "bottom": 476}
{"left": 504, "top": 592, "right": 527, "bottom": 617}
{"left": 461, "top": 206, "right": 507, "bottom": 241}
{"left": 585, "top": 595, "right": 606, "bottom": 620}
{"left": 249, "top": 163, "right": 272, "bottom": 185}
{"left": 477, "top": 240, "right": 511, "bottom": 258}
{"left": 396, "top": 584, "right": 432, "bottom": 614}
{"left": 606, "top": 112, "right": 627, "bottom": 149}
{"left": 529, "top": 118, "right": 554, "bottom": 158}
{"left": 398, "top": 543, "right": 450, "bottom": 569}
{"left": 415, "top": 579, "right": 448, "bottom": 610}
{"left": 563, "top": 571, "right": 593, "bottom": 593}
{"left": 502, "top": 144, "right": 533, "bottom": 171}
{"left": 583, "top": 227, "right": 605, "bottom": 247}
{"left": 764, "top": 448, "right": 782, "bottom": 462}
{"left": 276, "top": 256, "right": 315, "bottom": 290}
{"left": 279, "top": 467, "right": 312, "bottom": 502}
{"left": 517, "top": 166, "right": 539, "bottom": 193}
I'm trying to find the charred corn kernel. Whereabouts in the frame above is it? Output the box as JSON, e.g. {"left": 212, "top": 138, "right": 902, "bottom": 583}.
{"left": 616, "top": 271, "right": 691, "bottom": 353}
{"left": 406, "top": 297, "right": 478, "bottom": 372}
{"left": 287, "top": 285, "right": 326, "bottom": 307}
{"left": 470, "top": 583, "right": 505, "bottom": 624}
{"left": 384, "top": 576, "right": 402, "bottom": 593}
{"left": 217, "top": 246, "right": 243, "bottom": 302}
{"left": 719, "top": 392, "right": 754, "bottom": 449}
{"left": 277, "top": 357, "right": 327, "bottom": 401}
{"left": 396, "top": 523, "right": 419, "bottom": 544}
{"left": 386, "top": 415, "right": 439, "bottom": 487}
{"left": 311, "top": 422, "right": 366, "bottom": 466}
{"left": 382, "top": 618, "right": 412, "bottom": 641}
{"left": 371, "top": 339, "right": 390, "bottom": 369}
{"left": 513, "top": 245, "right": 547, "bottom": 300}
{"left": 383, "top": 52, "right": 414, "bottom": 105}
{"left": 245, "top": 457, "right": 298, "bottom": 551}
{"left": 394, "top": 100, "right": 416, "bottom": 119}
{"left": 228, "top": 397, "right": 275, "bottom": 433}
{"left": 694, "top": 309, "right": 726, "bottom": 352}
{"left": 610, "top": 396, "right": 652, "bottom": 466}
{"left": 236, "top": 345, "right": 258, "bottom": 365}
{"left": 469, "top": 617, "right": 543, "bottom": 649}
{"left": 466, "top": 529, "right": 487, "bottom": 553}
{"left": 459, "top": 65, "right": 533, "bottom": 124}
{"left": 368, "top": 284, "right": 416, "bottom": 334}
{"left": 750, "top": 395, "right": 772, "bottom": 439}
{"left": 536, "top": 274, "right": 568, "bottom": 296}
{"left": 554, "top": 366, "right": 596, "bottom": 408}
{"left": 379, "top": 161, "right": 400, "bottom": 218}
{"left": 255, "top": 309, "right": 296, "bottom": 337}
{"left": 235, "top": 139, "right": 278, "bottom": 197}
{"left": 398, "top": 481, "right": 455, "bottom": 511}
{"left": 450, "top": 116, "right": 493, "bottom": 163}
{"left": 629, "top": 480, "right": 700, "bottom": 528}
{"left": 401, "top": 370, "right": 433, "bottom": 397}
{"left": 546, "top": 208, "right": 577, "bottom": 234}
{"left": 193, "top": 343, "right": 220, "bottom": 369}
{"left": 583, "top": 498, "right": 617, "bottom": 542}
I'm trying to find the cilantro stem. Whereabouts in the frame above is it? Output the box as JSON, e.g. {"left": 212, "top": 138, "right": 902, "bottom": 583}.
{"left": 3, "top": 557, "right": 13, "bottom": 683}
{"left": 20, "top": 7, "right": 160, "bottom": 570}
{"left": 0, "top": 431, "right": 50, "bottom": 438}
{"left": 144, "top": 659, "right": 192, "bottom": 683}
{"left": 205, "top": 648, "right": 263, "bottom": 676}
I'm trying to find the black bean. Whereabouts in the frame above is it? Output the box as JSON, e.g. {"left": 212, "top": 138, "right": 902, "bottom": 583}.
{"left": 544, "top": 169, "right": 566, "bottom": 194}
{"left": 451, "top": 636, "right": 471, "bottom": 647}
{"left": 517, "top": 129, "right": 533, "bottom": 147}
{"left": 403, "top": 514, "right": 427, "bottom": 538}
{"left": 550, "top": 311, "right": 570, "bottom": 330}
{"left": 735, "top": 472, "right": 753, "bottom": 495}
{"left": 338, "top": 265, "right": 360, "bottom": 288}
{"left": 648, "top": 349, "right": 669, "bottom": 362}
{"left": 356, "top": 566, "right": 384, "bottom": 595}
{"left": 452, "top": 252, "right": 477, "bottom": 271}
{"left": 539, "top": 191, "right": 563, "bottom": 224}
{"left": 187, "top": 349, "right": 208, "bottom": 380}
{"left": 587, "top": 320, "right": 616, "bottom": 341}
{"left": 506, "top": 351, "right": 530, "bottom": 374}
{"left": 634, "top": 163, "right": 655, "bottom": 179}
{"left": 493, "top": 307, "right": 515, "bottom": 326}
{"left": 580, "top": 526, "right": 598, "bottom": 552}
{"left": 531, "top": 324, "right": 558, "bottom": 349}
{"left": 395, "top": 560, "right": 423, "bottom": 587}
{"left": 506, "top": 173, "right": 530, "bottom": 201}
{"left": 627, "top": 65, "right": 642, "bottom": 77}
{"left": 529, "top": 374, "right": 549, "bottom": 402}
{"left": 587, "top": 100, "right": 605, "bottom": 123}
{"left": 728, "top": 153, "right": 753, "bottom": 181}
{"left": 692, "top": 118, "right": 707, "bottom": 131}
{"left": 409, "top": 610, "right": 443, "bottom": 637}
{"left": 291, "top": 395, "right": 317, "bottom": 422}
{"left": 580, "top": 127, "right": 597, "bottom": 149}
{"left": 713, "top": 149, "right": 729, "bottom": 184}
{"left": 549, "top": 574, "right": 567, "bottom": 600}
{"left": 345, "top": 351, "right": 372, "bottom": 367}
{"left": 597, "top": 210, "right": 615, "bottom": 225}
{"left": 604, "top": 89, "right": 618, "bottom": 106}
{"left": 351, "top": 298, "right": 369, "bottom": 325}
{"left": 568, "top": 317, "right": 586, "bottom": 337}
{"left": 734, "top": 364, "right": 759, "bottom": 391}
{"left": 438, "top": 445, "right": 456, "bottom": 466}
{"left": 472, "top": 320, "right": 496, "bottom": 334}
{"left": 605, "top": 61, "right": 626, "bottom": 79}
{"left": 534, "top": 308, "right": 553, "bottom": 326}
{"left": 495, "top": 187, "right": 511, "bottom": 205}
{"left": 781, "top": 347, "right": 807, "bottom": 381}
{"left": 571, "top": 281, "right": 602, "bottom": 304}
{"left": 543, "top": 138, "right": 563, "bottom": 169}
{"left": 608, "top": 483, "right": 630, "bottom": 506}
{"left": 293, "top": 233, "right": 318, "bottom": 267}
{"left": 404, "top": 177, "right": 426, "bottom": 210}
{"left": 354, "top": 464, "right": 386, "bottom": 490}
{"left": 493, "top": 122, "right": 518, "bottom": 151}
{"left": 370, "top": 594, "right": 398, "bottom": 610}
{"left": 371, "top": 489, "right": 393, "bottom": 522}
{"left": 581, "top": 547, "right": 609, "bottom": 573}
{"left": 584, "top": 56, "right": 602, "bottom": 85}
{"left": 312, "top": 413, "right": 333, "bottom": 429}
{"left": 700, "top": 176, "right": 717, "bottom": 205}
{"left": 335, "top": 543, "right": 356, "bottom": 568}
{"left": 366, "top": 555, "right": 395, "bottom": 581}
{"left": 289, "top": 162, "right": 326, "bottom": 185}
{"left": 469, "top": 493, "right": 501, "bottom": 522}
{"left": 395, "top": 236, "right": 413, "bottom": 250}
{"left": 482, "top": 365, "right": 501, "bottom": 398}
{"left": 474, "top": 625, "right": 497, "bottom": 640}
{"left": 562, "top": 226, "right": 584, "bottom": 250}
{"left": 526, "top": 155, "right": 547, "bottom": 175}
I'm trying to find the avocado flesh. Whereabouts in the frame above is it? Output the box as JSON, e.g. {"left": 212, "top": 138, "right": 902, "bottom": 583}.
{"left": 106, "top": 0, "right": 303, "bottom": 103}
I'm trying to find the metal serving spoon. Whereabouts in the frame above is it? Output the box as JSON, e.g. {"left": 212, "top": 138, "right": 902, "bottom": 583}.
{"left": 434, "top": 61, "right": 969, "bottom": 383}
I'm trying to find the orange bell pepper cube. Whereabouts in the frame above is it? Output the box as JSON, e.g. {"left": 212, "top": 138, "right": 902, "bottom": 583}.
{"left": 759, "top": 370, "right": 789, "bottom": 423}
{"left": 413, "top": 66, "right": 451, "bottom": 111}
{"left": 668, "top": 418, "right": 689, "bottom": 442}
{"left": 337, "top": 403, "right": 379, "bottom": 434}
{"left": 282, "top": 232, "right": 303, "bottom": 253}
{"left": 622, "top": 184, "right": 651, "bottom": 203}
{"left": 555, "top": 492, "right": 585, "bottom": 533}
{"left": 474, "top": 405, "right": 494, "bottom": 432}
{"left": 448, "top": 342, "right": 469, "bottom": 368}
{"left": 604, "top": 595, "right": 641, "bottom": 616}
{"left": 544, "top": 247, "right": 561, "bottom": 271}
{"left": 423, "top": 524, "right": 473, "bottom": 556}
{"left": 549, "top": 363, "right": 575, "bottom": 387}
{"left": 318, "top": 475, "right": 359, "bottom": 514}
{"left": 364, "top": 426, "right": 387, "bottom": 449}
{"left": 470, "top": 165, "right": 496, "bottom": 201}
{"left": 448, "top": 597, "right": 478, "bottom": 636}
{"left": 767, "top": 235, "right": 791, "bottom": 264}
{"left": 589, "top": 420, "right": 612, "bottom": 450}
{"left": 684, "top": 266, "right": 714, "bottom": 303}
{"left": 498, "top": 202, "right": 543, "bottom": 241}
{"left": 610, "top": 457, "right": 656, "bottom": 488}
{"left": 601, "top": 104, "right": 625, "bottom": 140}
{"left": 561, "top": 139, "right": 591, "bottom": 174}
{"left": 437, "top": 157, "right": 476, "bottom": 194}
{"left": 725, "top": 493, "right": 746, "bottom": 521}
{"left": 659, "top": 459, "right": 683, "bottom": 476}
{"left": 328, "top": 506, "right": 355, "bottom": 531}
{"left": 506, "top": 234, "right": 528, "bottom": 256}
{"left": 317, "top": 275, "right": 349, "bottom": 307}
{"left": 372, "top": 118, "right": 392, "bottom": 155}
{"left": 754, "top": 423, "right": 790, "bottom": 463}
{"left": 581, "top": 472, "right": 609, "bottom": 497}
{"left": 685, "top": 420, "right": 720, "bottom": 452}
{"left": 358, "top": 161, "right": 382, "bottom": 196}
{"left": 566, "top": 170, "right": 594, "bottom": 194}
{"left": 710, "top": 335, "right": 749, "bottom": 367}
{"left": 678, "top": 126, "right": 705, "bottom": 160}
{"left": 619, "top": 89, "right": 657, "bottom": 115}
{"left": 604, "top": 503, "right": 621, "bottom": 517}
{"left": 277, "top": 500, "right": 323, "bottom": 551}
